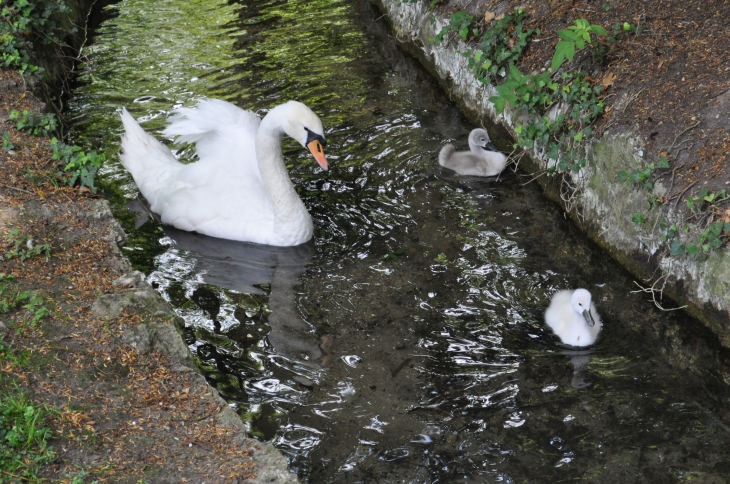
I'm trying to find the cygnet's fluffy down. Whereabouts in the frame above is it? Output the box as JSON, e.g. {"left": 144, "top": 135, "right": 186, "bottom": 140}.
{"left": 438, "top": 128, "right": 507, "bottom": 176}
{"left": 545, "top": 288, "right": 602, "bottom": 347}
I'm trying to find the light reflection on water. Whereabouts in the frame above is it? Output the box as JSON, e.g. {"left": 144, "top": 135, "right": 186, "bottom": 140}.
{"left": 69, "top": 0, "right": 730, "bottom": 482}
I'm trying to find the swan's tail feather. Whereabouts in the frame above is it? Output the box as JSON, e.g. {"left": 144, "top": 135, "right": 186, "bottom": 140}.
{"left": 438, "top": 144, "right": 455, "bottom": 167}
{"left": 119, "top": 108, "right": 182, "bottom": 200}
{"left": 162, "top": 99, "right": 260, "bottom": 156}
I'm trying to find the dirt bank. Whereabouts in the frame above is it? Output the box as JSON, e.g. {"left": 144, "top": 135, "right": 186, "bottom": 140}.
{"left": 0, "top": 62, "right": 295, "bottom": 484}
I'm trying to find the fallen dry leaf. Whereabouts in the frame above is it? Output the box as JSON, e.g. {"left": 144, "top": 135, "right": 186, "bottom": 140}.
{"left": 495, "top": 13, "right": 505, "bottom": 21}
{"left": 484, "top": 11, "right": 495, "bottom": 22}
{"left": 658, "top": 59, "right": 664, "bottom": 69}
{"left": 602, "top": 71, "right": 617, "bottom": 89}
{"left": 722, "top": 208, "right": 730, "bottom": 224}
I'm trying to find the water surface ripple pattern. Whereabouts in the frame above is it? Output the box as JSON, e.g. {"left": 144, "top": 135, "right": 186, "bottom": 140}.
{"left": 70, "top": 0, "right": 730, "bottom": 482}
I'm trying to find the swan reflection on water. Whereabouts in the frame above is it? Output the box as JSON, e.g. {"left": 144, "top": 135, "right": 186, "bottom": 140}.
{"left": 560, "top": 348, "right": 595, "bottom": 389}
{"left": 129, "top": 199, "right": 327, "bottom": 369}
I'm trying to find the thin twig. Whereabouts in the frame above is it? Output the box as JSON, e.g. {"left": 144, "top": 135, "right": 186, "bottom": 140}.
{"left": 666, "top": 121, "right": 700, "bottom": 155}
{"left": 522, "top": 169, "right": 547, "bottom": 185}
{"left": 2, "top": 185, "right": 33, "bottom": 195}
{"left": 630, "top": 275, "right": 687, "bottom": 311}
{"left": 670, "top": 180, "right": 698, "bottom": 211}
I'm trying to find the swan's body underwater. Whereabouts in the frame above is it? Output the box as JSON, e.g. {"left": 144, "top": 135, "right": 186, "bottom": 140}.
{"left": 438, "top": 128, "right": 507, "bottom": 176}
{"left": 545, "top": 289, "right": 602, "bottom": 347}
{"left": 119, "top": 99, "right": 327, "bottom": 246}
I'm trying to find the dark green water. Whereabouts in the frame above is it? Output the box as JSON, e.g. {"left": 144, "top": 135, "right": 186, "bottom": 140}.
{"left": 70, "top": 0, "right": 730, "bottom": 482}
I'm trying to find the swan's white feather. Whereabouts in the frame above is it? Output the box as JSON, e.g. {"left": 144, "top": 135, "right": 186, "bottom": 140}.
{"left": 119, "top": 99, "right": 324, "bottom": 246}
{"left": 545, "top": 289, "right": 602, "bottom": 347}
{"left": 438, "top": 128, "right": 506, "bottom": 176}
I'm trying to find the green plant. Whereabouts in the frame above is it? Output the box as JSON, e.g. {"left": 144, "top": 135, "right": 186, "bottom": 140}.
{"left": 0, "top": 386, "right": 56, "bottom": 481}
{"left": 666, "top": 221, "right": 730, "bottom": 257}
{"left": 433, "top": 11, "right": 475, "bottom": 45}
{"left": 656, "top": 185, "right": 730, "bottom": 257}
{"left": 491, "top": 65, "right": 558, "bottom": 115}
{"left": 0, "top": 274, "right": 49, "bottom": 325}
{"left": 631, "top": 212, "right": 646, "bottom": 225}
{"left": 0, "top": 0, "right": 75, "bottom": 77}
{"left": 8, "top": 109, "right": 58, "bottom": 137}
{"left": 467, "top": 8, "right": 538, "bottom": 82}
{"left": 50, "top": 138, "right": 106, "bottom": 192}
{"left": 2, "top": 132, "right": 14, "bottom": 152}
{"left": 686, "top": 188, "right": 728, "bottom": 212}
{"left": 4, "top": 229, "right": 51, "bottom": 262}
{"left": 551, "top": 19, "right": 608, "bottom": 71}
{"left": 617, "top": 156, "right": 670, "bottom": 190}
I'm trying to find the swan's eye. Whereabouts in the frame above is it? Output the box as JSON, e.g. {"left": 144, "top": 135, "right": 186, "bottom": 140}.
{"left": 304, "top": 127, "right": 326, "bottom": 147}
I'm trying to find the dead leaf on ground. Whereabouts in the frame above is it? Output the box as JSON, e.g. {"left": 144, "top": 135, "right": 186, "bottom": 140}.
{"left": 722, "top": 208, "right": 730, "bottom": 224}
{"left": 495, "top": 13, "right": 505, "bottom": 21}
{"left": 602, "top": 72, "right": 616, "bottom": 89}
{"left": 484, "top": 11, "right": 495, "bottom": 22}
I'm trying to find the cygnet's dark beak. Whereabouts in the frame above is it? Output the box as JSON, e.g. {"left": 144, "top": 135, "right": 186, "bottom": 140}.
{"left": 481, "top": 141, "right": 499, "bottom": 152}
{"left": 582, "top": 309, "right": 595, "bottom": 327}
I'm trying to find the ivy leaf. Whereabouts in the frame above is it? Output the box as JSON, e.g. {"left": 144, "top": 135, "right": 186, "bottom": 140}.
{"left": 631, "top": 212, "right": 646, "bottom": 224}
{"left": 670, "top": 240, "right": 686, "bottom": 256}
{"left": 657, "top": 156, "right": 670, "bottom": 169}
{"left": 687, "top": 244, "right": 700, "bottom": 256}
{"left": 490, "top": 96, "right": 508, "bottom": 114}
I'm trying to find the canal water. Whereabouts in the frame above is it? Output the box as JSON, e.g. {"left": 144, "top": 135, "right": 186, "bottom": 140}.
{"left": 69, "top": 0, "right": 730, "bottom": 481}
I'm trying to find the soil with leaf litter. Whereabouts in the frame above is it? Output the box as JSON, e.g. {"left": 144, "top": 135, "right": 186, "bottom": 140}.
{"left": 1, "top": 0, "right": 730, "bottom": 481}
{"left": 443, "top": 0, "right": 730, "bottom": 223}
{"left": 0, "top": 71, "right": 263, "bottom": 482}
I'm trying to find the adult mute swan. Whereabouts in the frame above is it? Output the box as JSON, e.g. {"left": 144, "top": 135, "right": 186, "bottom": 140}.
{"left": 545, "top": 289, "right": 602, "bottom": 347}
{"left": 119, "top": 99, "right": 328, "bottom": 246}
{"left": 438, "top": 128, "right": 507, "bottom": 176}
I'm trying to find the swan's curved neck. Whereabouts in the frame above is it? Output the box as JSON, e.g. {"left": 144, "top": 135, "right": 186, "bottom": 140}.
{"left": 256, "top": 115, "right": 312, "bottom": 242}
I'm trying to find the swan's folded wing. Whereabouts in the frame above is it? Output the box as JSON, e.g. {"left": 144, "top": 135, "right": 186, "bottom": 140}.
{"left": 163, "top": 99, "right": 260, "bottom": 161}
{"left": 156, "top": 176, "right": 276, "bottom": 244}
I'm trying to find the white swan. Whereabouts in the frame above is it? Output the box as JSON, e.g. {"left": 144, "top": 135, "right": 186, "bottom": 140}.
{"left": 545, "top": 289, "right": 602, "bottom": 347}
{"left": 438, "top": 128, "right": 507, "bottom": 176}
{"left": 119, "top": 99, "right": 328, "bottom": 246}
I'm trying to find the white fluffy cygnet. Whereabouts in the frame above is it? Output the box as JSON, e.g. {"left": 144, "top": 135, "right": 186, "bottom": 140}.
{"left": 545, "top": 288, "right": 602, "bottom": 347}
{"left": 438, "top": 128, "right": 507, "bottom": 176}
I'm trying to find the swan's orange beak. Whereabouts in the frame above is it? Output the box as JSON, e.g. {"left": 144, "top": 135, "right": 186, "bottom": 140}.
{"left": 307, "top": 139, "right": 328, "bottom": 171}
